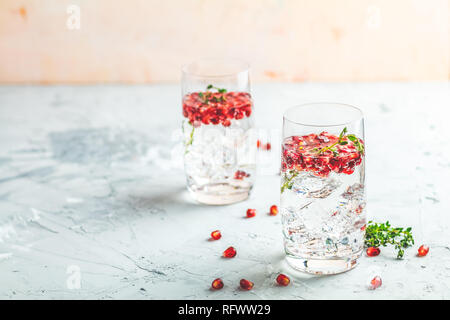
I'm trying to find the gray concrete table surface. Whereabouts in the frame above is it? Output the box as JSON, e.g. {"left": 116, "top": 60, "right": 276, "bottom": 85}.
{"left": 0, "top": 83, "right": 448, "bottom": 299}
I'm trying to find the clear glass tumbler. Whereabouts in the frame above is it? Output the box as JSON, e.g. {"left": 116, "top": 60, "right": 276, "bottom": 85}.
{"left": 181, "top": 58, "right": 255, "bottom": 205}
{"left": 280, "top": 103, "right": 366, "bottom": 274}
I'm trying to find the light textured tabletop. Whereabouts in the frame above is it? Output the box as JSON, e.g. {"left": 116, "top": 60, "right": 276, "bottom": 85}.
{"left": 0, "top": 83, "right": 449, "bottom": 299}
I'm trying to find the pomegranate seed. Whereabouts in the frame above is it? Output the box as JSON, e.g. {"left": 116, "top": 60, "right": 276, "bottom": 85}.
{"left": 211, "top": 230, "right": 221, "bottom": 240}
{"left": 276, "top": 274, "right": 290, "bottom": 286}
{"left": 246, "top": 209, "right": 256, "bottom": 218}
{"left": 211, "top": 278, "right": 224, "bottom": 290}
{"left": 240, "top": 279, "right": 254, "bottom": 290}
{"left": 368, "top": 276, "right": 382, "bottom": 290}
{"left": 418, "top": 244, "right": 429, "bottom": 257}
{"left": 265, "top": 143, "right": 271, "bottom": 150}
{"left": 223, "top": 246, "right": 236, "bottom": 258}
{"left": 235, "top": 112, "right": 244, "bottom": 120}
{"left": 222, "top": 120, "right": 231, "bottom": 127}
{"left": 256, "top": 140, "right": 261, "bottom": 148}
{"left": 269, "top": 205, "right": 278, "bottom": 216}
{"left": 366, "top": 247, "right": 380, "bottom": 257}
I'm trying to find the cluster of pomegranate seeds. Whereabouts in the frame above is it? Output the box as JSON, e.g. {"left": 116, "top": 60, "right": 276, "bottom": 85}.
{"left": 182, "top": 91, "right": 252, "bottom": 127}
{"left": 223, "top": 246, "right": 237, "bottom": 258}
{"left": 239, "top": 279, "right": 254, "bottom": 290}
{"left": 368, "top": 276, "right": 382, "bottom": 290}
{"left": 276, "top": 274, "right": 290, "bottom": 286}
{"left": 234, "top": 170, "right": 250, "bottom": 180}
{"left": 211, "top": 230, "right": 221, "bottom": 240}
{"left": 211, "top": 278, "right": 224, "bottom": 290}
{"left": 269, "top": 205, "right": 278, "bottom": 216}
{"left": 418, "top": 244, "right": 429, "bottom": 257}
{"left": 246, "top": 209, "right": 256, "bottom": 218}
{"left": 282, "top": 131, "right": 363, "bottom": 178}
{"left": 366, "top": 247, "right": 381, "bottom": 257}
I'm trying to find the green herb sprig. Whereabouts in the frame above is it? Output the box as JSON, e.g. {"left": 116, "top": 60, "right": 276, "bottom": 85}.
{"left": 207, "top": 84, "right": 227, "bottom": 93}
{"left": 317, "top": 127, "right": 347, "bottom": 154}
{"left": 365, "top": 221, "right": 414, "bottom": 259}
{"left": 346, "top": 134, "right": 365, "bottom": 155}
{"left": 316, "top": 127, "right": 364, "bottom": 155}
{"left": 281, "top": 170, "right": 298, "bottom": 193}
{"left": 198, "top": 85, "right": 227, "bottom": 104}
{"left": 198, "top": 91, "right": 213, "bottom": 104}
{"left": 184, "top": 122, "right": 195, "bottom": 154}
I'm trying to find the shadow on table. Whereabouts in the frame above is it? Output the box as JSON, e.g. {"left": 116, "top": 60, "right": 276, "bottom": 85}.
{"left": 124, "top": 184, "right": 211, "bottom": 213}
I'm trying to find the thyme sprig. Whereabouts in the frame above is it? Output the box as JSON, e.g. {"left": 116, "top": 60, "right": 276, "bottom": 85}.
{"left": 198, "top": 85, "right": 227, "bottom": 104}
{"left": 281, "top": 170, "right": 298, "bottom": 193}
{"left": 198, "top": 91, "right": 209, "bottom": 104}
{"left": 184, "top": 122, "right": 195, "bottom": 154}
{"left": 316, "top": 127, "right": 347, "bottom": 154}
{"left": 347, "top": 134, "right": 365, "bottom": 155}
{"left": 365, "top": 221, "right": 414, "bottom": 259}
{"left": 207, "top": 84, "right": 227, "bottom": 93}
{"left": 316, "top": 127, "right": 364, "bottom": 155}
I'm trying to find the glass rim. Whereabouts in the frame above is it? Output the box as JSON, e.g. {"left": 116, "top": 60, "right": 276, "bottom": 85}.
{"left": 283, "top": 102, "right": 364, "bottom": 127}
{"left": 182, "top": 57, "right": 250, "bottom": 78}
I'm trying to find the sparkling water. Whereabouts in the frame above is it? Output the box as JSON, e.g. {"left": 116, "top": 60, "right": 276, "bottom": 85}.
{"left": 281, "top": 165, "right": 366, "bottom": 274}
{"left": 183, "top": 118, "right": 255, "bottom": 204}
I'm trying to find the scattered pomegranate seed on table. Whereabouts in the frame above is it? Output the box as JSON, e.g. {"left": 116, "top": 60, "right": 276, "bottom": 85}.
{"left": 264, "top": 143, "right": 271, "bottom": 150}
{"left": 246, "top": 209, "right": 256, "bottom": 218}
{"left": 256, "top": 140, "right": 261, "bottom": 148}
{"left": 368, "top": 276, "right": 382, "bottom": 290}
{"left": 276, "top": 274, "right": 290, "bottom": 286}
{"left": 240, "top": 279, "right": 254, "bottom": 290}
{"left": 269, "top": 205, "right": 278, "bottom": 216}
{"left": 211, "top": 230, "right": 221, "bottom": 240}
{"left": 223, "top": 246, "right": 237, "bottom": 258}
{"left": 211, "top": 278, "right": 224, "bottom": 290}
{"left": 417, "top": 244, "right": 429, "bottom": 257}
{"left": 366, "top": 247, "right": 380, "bottom": 257}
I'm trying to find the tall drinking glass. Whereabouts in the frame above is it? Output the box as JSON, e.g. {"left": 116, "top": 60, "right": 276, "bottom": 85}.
{"left": 181, "top": 58, "right": 255, "bottom": 205}
{"left": 281, "top": 103, "right": 366, "bottom": 274}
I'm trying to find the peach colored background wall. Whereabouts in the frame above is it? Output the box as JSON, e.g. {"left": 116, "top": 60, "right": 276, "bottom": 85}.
{"left": 0, "top": 0, "right": 448, "bottom": 83}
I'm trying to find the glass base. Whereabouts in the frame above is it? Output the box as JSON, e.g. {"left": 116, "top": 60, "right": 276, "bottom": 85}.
{"left": 188, "top": 183, "right": 251, "bottom": 205}
{"left": 285, "top": 251, "right": 361, "bottom": 275}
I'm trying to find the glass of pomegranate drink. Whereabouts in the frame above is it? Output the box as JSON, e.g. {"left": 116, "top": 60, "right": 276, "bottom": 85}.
{"left": 181, "top": 58, "right": 255, "bottom": 205}
{"left": 281, "top": 103, "right": 366, "bottom": 274}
